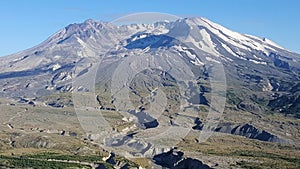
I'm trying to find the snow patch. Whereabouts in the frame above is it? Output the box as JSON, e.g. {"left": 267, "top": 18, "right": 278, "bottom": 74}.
{"left": 12, "top": 55, "right": 28, "bottom": 62}
{"left": 198, "top": 18, "right": 278, "bottom": 56}
{"left": 263, "top": 38, "right": 285, "bottom": 50}
{"left": 57, "top": 72, "right": 72, "bottom": 81}
{"left": 185, "top": 30, "right": 220, "bottom": 56}
{"left": 191, "top": 57, "right": 204, "bottom": 66}
{"left": 173, "top": 45, "right": 204, "bottom": 66}
{"left": 233, "top": 51, "right": 247, "bottom": 60}
{"left": 263, "top": 79, "right": 273, "bottom": 91}
{"left": 206, "top": 57, "right": 220, "bottom": 64}
{"left": 221, "top": 43, "right": 238, "bottom": 57}
{"left": 49, "top": 63, "right": 62, "bottom": 71}
{"left": 53, "top": 55, "right": 61, "bottom": 59}
{"left": 248, "top": 59, "right": 267, "bottom": 65}
{"left": 199, "top": 29, "right": 220, "bottom": 56}
{"left": 173, "top": 45, "right": 196, "bottom": 59}
{"left": 253, "top": 55, "right": 263, "bottom": 61}
{"left": 76, "top": 37, "right": 96, "bottom": 57}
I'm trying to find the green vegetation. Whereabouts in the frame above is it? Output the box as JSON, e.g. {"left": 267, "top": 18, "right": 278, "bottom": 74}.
{"left": 226, "top": 90, "right": 242, "bottom": 105}
{"left": 250, "top": 94, "right": 268, "bottom": 106}
{"left": 23, "top": 152, "right": 103, "bottom": 163}
{"left": 0, "top": 155, "right": 91, "bottom": 169}
{"left": 38, "top": 92, "right": 73, "bottom": 107}
{"left": 0, "top": 151, "right": 139, "bottom": 169}
{"left": 235, "top": 159, "right": 300, "bottom": 169}
{"left": 232, "top": 150, "right": 300, "bottom": 164}
{"left": 205, "top": 148, "right": 300, "bottom": 168}
{"left": 235, "top": 161, "right": 262, "bottom": 169}
{"left": 178, "top": 134, "right": 300, "bottom": 169}
{"left": 114, "top": 156, "right": 140, "bottom": 168}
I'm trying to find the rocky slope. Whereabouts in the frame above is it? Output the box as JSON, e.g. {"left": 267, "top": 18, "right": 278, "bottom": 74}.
{"left": 0, "top": 16, "right": 300, "bottom": 168}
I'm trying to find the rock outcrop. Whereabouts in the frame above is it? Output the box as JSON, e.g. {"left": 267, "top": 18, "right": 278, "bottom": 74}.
{"left": 215, "top": 123, "right": 287, "bottom": 143}
{"left": 153, "top": 149, "right": 213, "bottom": 169}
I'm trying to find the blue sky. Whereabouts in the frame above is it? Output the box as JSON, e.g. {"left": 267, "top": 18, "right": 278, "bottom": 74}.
{"left": 0, "top": 0, "right": 300, "bottom": 56}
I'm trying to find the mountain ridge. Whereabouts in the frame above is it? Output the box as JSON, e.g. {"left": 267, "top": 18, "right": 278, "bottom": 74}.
{"left": 0, "top": 17, "right": 299, "bottom": 143}
{"left": 0, "top": 16, "right": 300, "bottom": 168}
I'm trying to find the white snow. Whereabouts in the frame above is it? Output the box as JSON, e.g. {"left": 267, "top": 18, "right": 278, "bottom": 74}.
{"left": 76, "top": 37, "right": 87, "bottom": 47}
{"left": 185, "top": 49, "right": 197, "bottom": 60}
{"left": 206, "top": 57, "right": 221, "bottom": 64}
{"left": 248, "top": 59, "right": 267, "bottom": 65}
{"left": 173, "top": 45, "right": 204, "bottom": 66}
{"left": 200, "top": 17, "right": 248, "bottom": 41}
{"left": 221, "top": 43, "right": 238, "bottom": 57}
{"left": 185, "top": 30, "right": 220, "bottom": 56}
{"left": 263, "top": 80, "right": 274, "bottom": 91}
{"left": 152, "top": 27, "right": 169, "bottom": 34}
{"left": 126, "top": 22, "right": 169, "bottom": 36}
{"left": 252, "top": 55, "right": 263, "bottom": 61}
{"left": 193, "top": 18, "right": 249, "bottom": 51}
{"left": 12, "top": 55, "right": 28, "bottom": 62}
{"left": 53, "top": 55, "right": 61, "bottom": 59}
{"left": 51, "top": 63, "right": 62, "bottom": 71}
{"left": 76, "top": 37, "right": 96, "bottom": 57}
{"left": 173, "top": 45, "right": 196, "bottom": 59}
{"left": 246, "top": 34, "right": 285, "bottom": 50}
{"left": 139, "top": 34, "right": 147, "bottom": 39}
{"left": 131, "top": 36, "right": 137, "bottom": 42}
{"left": 232, "top": 51, "right": 247, "bottom": 60}
{"left": 142, "top": 46, "right": 151, "bottom": 53}
{"left": 191, "top": 57, "right": 204, "bottom": 66}
{"left": 190, "top": 18, "right": 279, "bottom": 57}
{"left": 57, "top": 72, "right": 72, "bottom": 81}
{"left": 199, "top": 29, "right": 220, "bottom": 56}
{"left": 263, "top": 38, "right": 285, "bottom": 50}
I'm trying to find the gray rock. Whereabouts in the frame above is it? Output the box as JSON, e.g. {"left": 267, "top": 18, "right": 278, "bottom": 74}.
{"left": 215, "top": 123, "right": 288, "bottom": 143}
{"left": 153, "top": 149, "right": 213, "bottom": 169}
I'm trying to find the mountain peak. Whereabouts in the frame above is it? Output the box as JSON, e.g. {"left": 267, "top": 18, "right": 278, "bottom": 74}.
{"left": 1, "top": 16, "right": 298, "bottom": 75}
{"left": 83, "top": 18, "right": 95, "bottom": 24}
{"left": 65, "top": 19, "right": 113, "bottom": 32}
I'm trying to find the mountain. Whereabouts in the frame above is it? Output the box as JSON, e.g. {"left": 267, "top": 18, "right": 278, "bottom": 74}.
{"left": 0, "top": 17, "right": 299, "bottom": 168}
